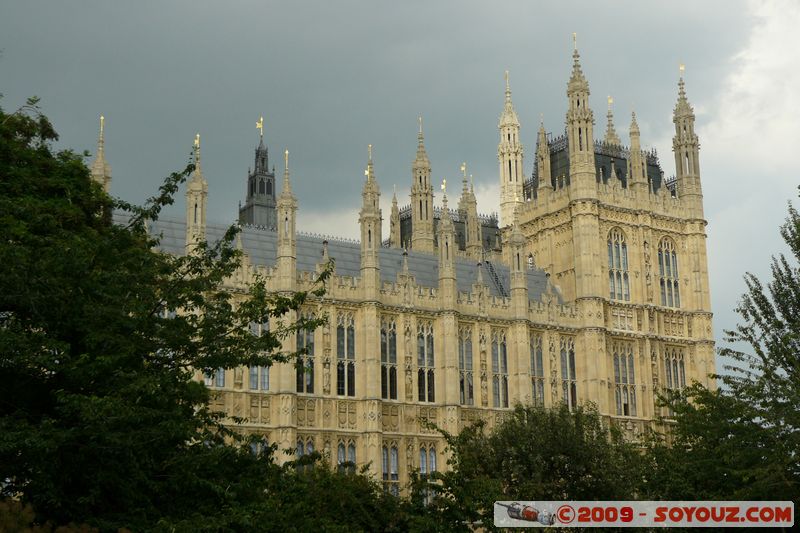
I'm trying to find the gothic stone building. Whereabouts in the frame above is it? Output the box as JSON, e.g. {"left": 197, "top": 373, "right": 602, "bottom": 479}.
{"left": 93, "top": 46, "right": 714, "bottom": 493}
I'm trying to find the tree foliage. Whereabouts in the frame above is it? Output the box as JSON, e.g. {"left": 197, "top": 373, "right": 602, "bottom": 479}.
{"left": 0, "top": 100, "right": 347, "bottom": 531}
{"left": 416, "top": 404, "right": 645, "bottom": 532}
{"left": 647, "top": 191, "right": 800, "bottom": 504}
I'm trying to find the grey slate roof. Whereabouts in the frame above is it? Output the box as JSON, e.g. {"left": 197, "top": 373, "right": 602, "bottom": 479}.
{"left": 116, "top": 213, "right": 553, "bottom": 302}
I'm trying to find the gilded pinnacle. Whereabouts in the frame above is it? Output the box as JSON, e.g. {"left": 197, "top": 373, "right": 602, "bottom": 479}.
{"left": 284, "top": 149, "right": 289, "bottom": 171}
{"left": 256, "top": 116, "right": 264, "bottom": 138}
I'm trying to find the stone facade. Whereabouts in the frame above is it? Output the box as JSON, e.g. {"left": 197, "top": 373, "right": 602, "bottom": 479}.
{"left": 93, "top": 46, "right": 715, "bottom": 492}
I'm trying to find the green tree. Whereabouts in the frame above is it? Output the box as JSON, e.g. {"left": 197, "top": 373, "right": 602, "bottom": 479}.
{"left": 0, "top": 99, "right": 338, "bottom": 531}
{"left": 647, "top": 191, "right": 800, "bottom": 503}
{"left": 417, "top": 404, "right": 645, "bottom": 532}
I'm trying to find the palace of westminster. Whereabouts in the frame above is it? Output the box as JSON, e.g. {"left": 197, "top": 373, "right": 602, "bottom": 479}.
{"left": 92, "top": 44, "right": 714, "bottom": 492}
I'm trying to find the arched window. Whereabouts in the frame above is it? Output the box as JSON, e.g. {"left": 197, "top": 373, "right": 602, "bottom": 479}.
{"left": 560, "top": 337, "right": 577, "bottom": 410}
{"left": 338, "top": 440, "right": 356, "bottom": 474}
{"left": 417, "top": 322, "right": 435, "bottom": 402}
{"left": 336, "top": 312, "right": 356, "bottom": 396}
{"left": 491, "top": 330, "right": 509, "bottom": 408}
{"left": 259, "top": 179, "right": 265, "bottom": 195}
{"left": 296, "top": 311, "right": 315, "bottom": 394}
{"left": 380, "top": 318, "right": 397, "bottom": 400}
{"left": 530, "top": 332, "right": 545, "bottom": 405}
{"left": 458, "top": 326, "right": 474, "bottom": 405}
{"left": 383, "top": 443, "right": 399, "bottom": 495}
{"left": 613, "top": 342, "right": 637, "bottom": 417}
{"left": 607, "top": 228, "right": 630, "bottom": 301}
{"left": 664, "top": 346, "right": 686, "bottom": 391}
{"left": 266, "top": 179, "right": 272, "bottom": 196}
{"left": 658, "top": 238, "right": 680, "bottom": 308}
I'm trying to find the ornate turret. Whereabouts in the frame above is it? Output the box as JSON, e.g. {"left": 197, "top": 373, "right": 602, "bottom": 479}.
{"left": 186, "top": 133, "right": 208, "bottom": 251}
{"left": 89, "top": 115, "right": 111, "bottom": 193}
{"left": 239, "top": 116, "right": 277, "bottom": 228}
{"left": 628, "top": 111, "right": 647, "bottom": 191}
{"left": 276, "top": 148, "right": 297, "bottom": 290}
{"left": 389, "top": 185, "right": 401, "bottom": 248}
{"left": 457, "top": 162, "right": 482, "bottom": 259}
{"left": 410, "top": 117, "right": 435, "bottom": 252}
{"left": 604, "top": 96, "right": 621, "bottom": 145}
{"left": 536, "top": 117, "right": 552, "bottom": 192}
{"left": 437, "top": 179, "right": 457, "bottom": 304}
{"left": 673, "top": 65, "right": 703, "bottom": 216}
{"left": 498, "top": 71, "right": 524, "bottom": 226}
{"left": 566, "top": 34, "right": 597, "bottom": 198}
{"left": 359, "top": 145, "right": 382, "bottom": 295}
{"left": 508, "top": 201, "right": 528, "bottom": 318}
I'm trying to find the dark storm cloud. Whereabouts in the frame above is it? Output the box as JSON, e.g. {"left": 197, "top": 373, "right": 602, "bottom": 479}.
{"left": 1, "top": 0, "right": 748, "bottom": 223}
{"left": 3, "top": 0, "right": 764, "bottom": 353}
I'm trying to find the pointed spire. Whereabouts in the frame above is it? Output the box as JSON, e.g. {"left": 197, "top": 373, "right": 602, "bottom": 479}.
{"left": 392, "top": 184, "right": 398, "bottom": 204}
{"left": 470, "top": 174, "right": 474, "bottom": 194}
{"left": 402, "top": 248, "right": 409, "bottom": 274}
{"left": 461, "top": 162, "right": 469, "bottom": 193}
{"left": 476, "top": 261, "right": 484, "bottom": 284}
{"left": 281, "top": 149, "right": 292, "bottom": 194}
{"left": 568, "top": 33, "right": 589, "bottom": 93}
{"left": 441, "top": 179, "right": 449, "bottom": 213}
{"left": 90, "top": 114, "right": 111, "bottom": 192}
{"left": 675, "top": 63, "right": 693, "bottom": 117}
{"left": 365, "top": 144, "right": 375, "bottom": 182}
{"left": 414, "top": 117, "right": 430, "bottom": 167}
{"left": 630, "top": 111, "right": 640, "bottom": 135}
{"left": 499, "top": 70, "right": 520, "bottom": 127}
{"left": 191, "top": 133, "right": 204, "bottom": 179}
{"left": 605, "top": 96, "right": 621, "bottom": 145}
{"left": 629, "top": 111, "right": 646, "bottom": 189}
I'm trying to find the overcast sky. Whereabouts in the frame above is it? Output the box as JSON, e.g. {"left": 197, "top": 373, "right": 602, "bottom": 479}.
{"left": 3, "top": 0, "right": 799, "bottom": 364}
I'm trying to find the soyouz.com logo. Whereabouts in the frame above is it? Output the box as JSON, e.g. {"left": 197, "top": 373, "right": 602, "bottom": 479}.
{"left": 493, "top": 501, "right": 794, "bottom": 528}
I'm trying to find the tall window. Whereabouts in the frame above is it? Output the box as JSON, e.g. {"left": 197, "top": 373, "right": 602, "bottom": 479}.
{"left": 419, "top": 444, "right": 437, "bottom": 505}
{"left": 337, "top": 440, "right": 356, "bottom": 474}
{"left": 296, "top": 437, "right": 315, "bottom": 472}
{"left": 382, "top": 444, "right": 399, "bottom": 496}
{"left": 530, "top": 332, "right": 545, "bottom": 405}
{"left": 337, "top": 312, "right": 355, "bottom": 397}
{"left": 296, "top": 312, "right": 315, "bottom": 394}
{"left": 417, "top": 322, "right": 435, "bottom": 403}
{"left": 492, "top": 330, "right": 509, "bottom": 408}
{"left": 381, "top": 319, "right": 398, "bottom": 400}
{"left": 203, "top": 368, "right": 226, "bottom": 388}
{"left": 458, "top": 326, "right": 474, "bottom": 405}
{"left": 249, "top": 366, "right": 269, "bottom": 391}
{"left": 664, "top": 347, "right": 686, "bottom": 390}
{"left": 560, "top": 337, "right": 577, "bottom": 410}
{"left": 659, "top": 238, "right": 680, "bottom": 308}
{"left": 249, "top": 319, "right": 270, "bottom": 392}
{"left": 613, "top": 342, "right": 637, "bottom": 417}
{"left": 608, "top": 228, "right": 630, "bottom": 301}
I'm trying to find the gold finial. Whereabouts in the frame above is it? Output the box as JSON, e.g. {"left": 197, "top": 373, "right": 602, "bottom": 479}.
{"left": 194, "top": 133, "right": 200, "bottom": 148}
{"left": 284, "top": 149, "right": 288, "bottom": 171}
{"left": 99, "top": 115, "right": 105, "bottom": 136}
{"left": 540, "top": 113, "right": 544, "bottom": 126}
{"left": 393, "top": 183, "right": 397, "bottom": 195}
{"left": 368, "top": 143, "right": 372, "bottom": 161}
{"left": 572, "top": 32, "right": 577, "bottom": 50}
{"left": 505, "top": 70, "right": 510, "bottom": 90}
{"left": 461, "top": 162, "right": 467, "bottom": 178}
{"left": 418, "top": 116, "right": 423, "bottom": 134}
{"left": 608, "top": 95, "right": 613, "bottom": 110}
{"left": 256, "top": 115, "right": 264, "bottom": 138}
{"left": 441, "top": 178, "right": 447, "bottom": 194}
{"left": 679, "top": 63, "right": 685, "bottom": 74}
